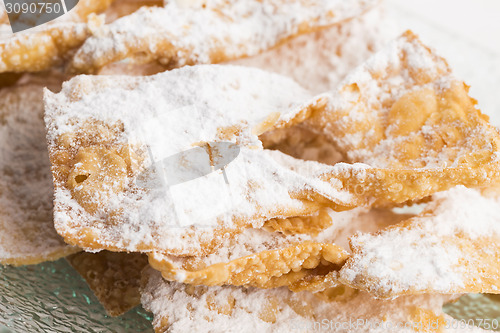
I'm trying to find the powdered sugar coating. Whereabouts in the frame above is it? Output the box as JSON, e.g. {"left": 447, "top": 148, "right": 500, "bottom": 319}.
{"left": 141, "top": 267, "right": 483, "bottom": 333}
{"left": 46, "top": 65, "right": 314, "bottom": 148}
{"left": 44, "top": 65, "right": 356, "bottom": 255}
{"left": 310, "top": 31, "right": 455, "bottom": 167}
{"left": 229, "top": 4, "right": 390, "bottom": 93}
{"left": 69, "top": 0, "right": 378, "bottom": 73}
{"left": 0, "top": 83, "right": 77, "bottom": 265}
{"left": 153, "top": 206, "right": 411, "bottom": 271}
{"left": 0, "top": 0, "right": 111, "bottom": 73}
{"left": 340, "top": 186, "right": 500, "bottom": 297}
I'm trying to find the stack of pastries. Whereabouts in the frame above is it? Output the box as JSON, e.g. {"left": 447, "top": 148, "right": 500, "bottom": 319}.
{"left": 0, "top": 1, "right": 498, "bottom": 332}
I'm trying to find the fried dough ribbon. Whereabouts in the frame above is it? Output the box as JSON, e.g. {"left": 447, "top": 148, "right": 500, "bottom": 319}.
{"left": 68, "top": 0, "right": 378, "bottom": 73}
{"left": 0, "top": 80, "right": 78, "bottom": 265}
{"left": 340, "top": 186, "right": 500, "bottom": 298}
{"left": 0, "top": 0, "right": 112, "bottom": 73}
{"left": 44, "top": 65, "right": 359, "bottom": 256}
{"left": 140, "top": 266, "right": 482, "bottom": 333}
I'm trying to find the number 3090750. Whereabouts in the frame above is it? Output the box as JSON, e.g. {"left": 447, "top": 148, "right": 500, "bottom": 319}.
{"left": 5, "top": 2, "right": 63, "bottom": 14}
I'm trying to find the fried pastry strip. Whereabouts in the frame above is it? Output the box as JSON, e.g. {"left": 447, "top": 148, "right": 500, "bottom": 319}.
{"left": 229, "top": 4, "right": 389, "bottom": 93}
{"left": 141, "top": 266, "right": 484, "bottom": 333}
{"left": 340, "top": 186, "right": 500, "bottom": 298}
{"left": 148, "top": 208, "right": 411, "bottom": 291}
{"left": 304, "top": 31, "right": 500, "bottom": 206}
{"left": 67, "top": 251, "right": 148, "bottom": 316}
{"left": 68, "top": 0, "right": 378, "bottom": 73}
{"left": 0, "top": 0, "right": 113, "bottom": 73}
{"left": 44, "top": 65, "right": 359, "bottom": 256}
{"left": 0, "top": 81, "right": 78, "bottom": 265}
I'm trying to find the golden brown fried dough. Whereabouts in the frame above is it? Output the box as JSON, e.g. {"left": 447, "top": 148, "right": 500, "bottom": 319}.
{"left": 305, "top": 31, "right": 500, "bottom": 206}
{"left": 68, "top": 251, "right": 148, "bottom": 316}
{"left": 68, "top": 0, "right": 378, "bottom": 73}
{"left": 0, "top": 0, "right": 113, "bottom": 73}
{"left": 148, "top": 208, "right": 411, "bottom": 291}
{"left": 44, "top": 65, "right": 358, "bottom": 256}
{"left": 0, "top": 80, "right": 78, "bottom": 265}
{"left": 229, "top": 4, "right": 388, "bottom": 93}
{"left": 141, "top": 266, "right": 481, "bottom": 333}
{"left": 340, "top": 186, "right": 500, "bottom": 299}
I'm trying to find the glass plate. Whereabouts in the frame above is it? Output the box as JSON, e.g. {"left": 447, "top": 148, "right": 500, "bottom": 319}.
{"left": 0, "top": 260, "right": 153, "bottom": 333}
{"left": 1, "top": 259, "right": 499, "bottom": 332}
{"left": 1, "top": 2, "right": 500, "bottom": 332}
